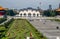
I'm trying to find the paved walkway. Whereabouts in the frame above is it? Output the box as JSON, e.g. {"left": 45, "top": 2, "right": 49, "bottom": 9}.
{"left": 28, "top": 19, "right": 60, "bottom": 39}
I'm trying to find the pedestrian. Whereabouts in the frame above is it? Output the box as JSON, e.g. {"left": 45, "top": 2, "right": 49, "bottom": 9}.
{"left": 56, "top": 26, "right": 59, "bottom": 29}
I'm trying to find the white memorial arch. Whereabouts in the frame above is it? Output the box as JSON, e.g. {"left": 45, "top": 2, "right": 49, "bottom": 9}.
{"left": 19, "top": 8, "right": 40, "bottom": 17}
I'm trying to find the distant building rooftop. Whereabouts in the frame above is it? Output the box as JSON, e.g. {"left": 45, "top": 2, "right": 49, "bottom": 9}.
{"left": 0, "top": 6, "right": 6, "bottom": 16}
{"left": 56, "top": 8, "right": 60, "bottom": 11}
{"left": 19, "top": 7, "right": 39, "bottom": 11}
{"left": 0, "top": 6, "right": 5, "bottom": 10}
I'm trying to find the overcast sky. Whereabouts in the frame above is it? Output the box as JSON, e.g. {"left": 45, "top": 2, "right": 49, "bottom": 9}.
{"left": 0, "top": 0, "right": 60, "bottom": 10}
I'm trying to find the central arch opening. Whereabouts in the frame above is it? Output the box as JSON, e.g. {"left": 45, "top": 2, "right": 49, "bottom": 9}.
{"left": 28, "top": 13, "right": 31, "bottom": 17}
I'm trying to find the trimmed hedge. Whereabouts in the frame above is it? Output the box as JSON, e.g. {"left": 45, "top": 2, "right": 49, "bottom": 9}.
{"left": 47, "top": 19, "right": 60, "bottom": 22}
{"left": 0, "top": 18, "right": 7, "bottom": 24}
{"left": 0, "top": 18, "right": 14, "bottom": 39}
{"left": 4, "top": 18, "right": 14, "bottom": 28}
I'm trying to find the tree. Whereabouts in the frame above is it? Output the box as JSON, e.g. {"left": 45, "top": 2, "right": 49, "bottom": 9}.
{"left": 43, "top": 10, "right": 56, "bottom": 17}
{"left": 50, "top": 10, "right": 56, "bottom": 17}
{"left": 43, "top": 10, "right": 50, "bottom": 17}
{"left": 6, "top": 10, "right": 16, "bottom": 16}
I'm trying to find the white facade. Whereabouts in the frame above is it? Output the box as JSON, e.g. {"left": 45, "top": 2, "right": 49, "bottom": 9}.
{"left": 19, "top": 8, "right": 40, "bottom": 17}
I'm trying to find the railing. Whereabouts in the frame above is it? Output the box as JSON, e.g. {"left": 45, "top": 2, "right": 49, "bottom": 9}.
{"left": 8, "top": 16, "right": 60, "bottom": 19}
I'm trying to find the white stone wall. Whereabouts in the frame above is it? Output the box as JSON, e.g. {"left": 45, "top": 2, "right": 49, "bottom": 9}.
{"left": 19, "top": 10, "right": 40, "bottom": 17}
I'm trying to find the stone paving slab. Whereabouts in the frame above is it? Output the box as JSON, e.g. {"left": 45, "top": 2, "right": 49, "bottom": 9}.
{"left": 28, "top": 19, "right": 60, "bottom": 39}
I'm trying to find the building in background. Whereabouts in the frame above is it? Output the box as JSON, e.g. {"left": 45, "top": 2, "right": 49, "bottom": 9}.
{"left": 0, "top": 6, "right": 6, "bottom": 16}
{"left": 0, "top": 6, "right": 6, "bottom": 18}
{"left": 56, "top": 3, "right": 60, "bottom": 15}
{"left": 18, "top": 8, "right": 40, "bottom": 17}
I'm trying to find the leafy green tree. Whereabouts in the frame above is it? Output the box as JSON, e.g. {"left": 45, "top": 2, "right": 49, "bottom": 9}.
{"left": 43, "top": 10, "right": 50, "bottom": 16}
{"left": 43, "top": 10, "right": 56, "bottom": 17}
{"left": 50, "top": 10, "right": 56, "bottom": 17}
{"left": 6, "top": 10, "right": 16, "bottom": 16}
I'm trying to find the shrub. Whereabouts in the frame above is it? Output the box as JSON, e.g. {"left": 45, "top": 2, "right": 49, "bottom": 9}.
{"left": 0, "top": 18, "right": 14, "bottom": 39}
{"left": 0, "top": 18, "right": 7, "bottom": 24}
{"left": 4, "top": 18, "right": 14, "bottom": 28}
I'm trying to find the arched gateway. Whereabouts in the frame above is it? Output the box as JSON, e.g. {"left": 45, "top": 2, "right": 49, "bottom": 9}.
{"left": 19, "top": 8, "right": 40, "bottom": 17}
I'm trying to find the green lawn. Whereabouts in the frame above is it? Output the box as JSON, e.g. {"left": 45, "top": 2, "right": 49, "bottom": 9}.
{"left": 2, "top": 19, "right": 47, "bottom": 39}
